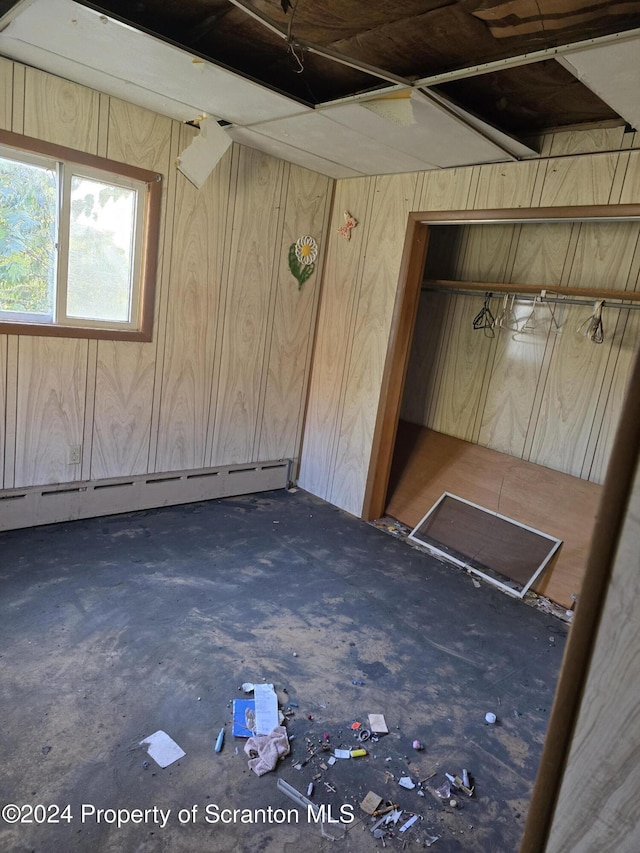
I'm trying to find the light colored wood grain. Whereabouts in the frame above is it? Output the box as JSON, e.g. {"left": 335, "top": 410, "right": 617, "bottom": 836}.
{"left": 546, "top": 460, "right": 640, "bottom": 852}
{"left": 298, "top": 177, "right": 374, "bottom": 499}
{"left": 418, "top": 166, "right": 474, "bottom": 211}
{"left": 472, "top": 160, "right": 541, "bottom": 209}
{"left": 92, "top": 98, "right": 172, "bottom": 478}
{"left": 620, "top": 149, "right": 640, "bottom": 204}
{"left": 478, "top": 301, "right": 549, "bottom": 457}
{"left": 509, "top": 221, "right": 575, "bottom": 285}
{"left": 15, "top": 338, "right": 87, "bottom": 487}
{"left": 0, "top": 58, "right": 11, "bottom": 130}
{"left": 149, "top": 120, "right": 182, "bottom": 473}
{"left": 10, "top": 62, "right": 24, "bottom": 134}
{"left": 23, "top": 67, "right": 99, "bottom": 152}
{"left": 548, "top": 126, "right": 627, "bottom": 156}
{"left": 456, "top": 223, "right": 517, "bottom": 281}
{"left": 429, "top": 294, "right": 494, "bottom": 441}
{"left": 258, "top": 165, "right": 331, "bottom": 462}
{"left": 92, "top": 342, "right": 156, "bottom": 477}
{"left": 528, "top": 305, "right": 621, "bottom": 477}
{"left": 329, "top": 173, "right": 420, "bottom": 515}
{"left": 386, "top": 424, "right": 601, "bottom": 608}
{"left": 589, "top": 310, "right": 640, "bottom": 483}
{"left": 80, "top": 339, "right": 97, "bottom": 482}
{"left": 2, "top": 336, "right": 18, "bottom": 488}
{"left": 156, "top": 127, "right": 232, "bottom": 471}
{"left": 539, "top": 151, "right": 619, "bottom": 206}
{"left": 209, "top": 147, "right": 284, "bottom": 466}
{"left": 400, "top": 292, "right": 450, "bottom": 425}
{"left": 0, "top": 335, "right": 6, "bottom": 487}
{"left": 567, "top": 221, "right": 640, "bottom": 290}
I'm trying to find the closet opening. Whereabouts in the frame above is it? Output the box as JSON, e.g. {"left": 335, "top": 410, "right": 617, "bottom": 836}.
{"left": 363, "top": 203, "right": 640, "bottom": 850}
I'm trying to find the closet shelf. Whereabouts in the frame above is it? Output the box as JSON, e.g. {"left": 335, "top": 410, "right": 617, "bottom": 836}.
{"left": 424, "top": 278, "right": 640, "bottom": 304}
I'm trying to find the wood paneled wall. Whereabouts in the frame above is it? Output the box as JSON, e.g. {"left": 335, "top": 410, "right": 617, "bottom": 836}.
{"left": 544, "top": 456, "right": 640, "bottom": 852}
{"left": 0, "top": 61, "right": 331, "bottom": 491}
{"left": 401, "top": 217, "right": 640, "bottom": 484}
{"left": 300, "top": 126, "right": 640, "bottom": 515}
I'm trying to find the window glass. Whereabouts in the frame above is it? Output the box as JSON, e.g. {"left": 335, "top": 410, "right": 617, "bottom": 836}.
{"left": 0, "top": 153, "right": 57, "bottom": 321}
{"left": 66, "top": 175, "right": 137, "bottom": 323}
{"left": 0, "top": 129, "right": 161, "bottom": 341}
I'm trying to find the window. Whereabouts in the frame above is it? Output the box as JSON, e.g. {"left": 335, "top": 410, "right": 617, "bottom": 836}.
{"left": 0, "top": 130, "right": 162, "bottom": 341}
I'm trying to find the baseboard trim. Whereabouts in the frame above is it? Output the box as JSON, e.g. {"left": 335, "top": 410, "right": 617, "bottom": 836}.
{"left": 0, "top": 460, "right": 291, "bottom": 531}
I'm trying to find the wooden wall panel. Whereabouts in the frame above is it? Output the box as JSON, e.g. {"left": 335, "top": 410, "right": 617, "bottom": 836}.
{"left": 14, "top": 338, "right": 87, "bottom": 487}
{"left": 156, "top": 130, "right": 232, "bottom": 472}
{"left": 91, "top": 342, "right": 156, "bottom": 477}
{"left": 428, "top": 294, "right": 494, "bottom": 441}
{"left": 539, "top": 152, "right": 619, "bottom": 207}
{"left": 418, "top": 166, "right": 474, "bottom": 211}
{"left": 23, "top": 68, "right": 99, "bottom": 152}
{"left": 588, "top": 311, "right": 640, "bottom": 483}
{"left": 478, "top": 304, "right": 548, "bottom": 458}
{"left": 0, "top": 335, "right": 5, "bottom": 488}
{"left": 547, "top": 126, "right": 628, "bottom": 156}
{"left": 0, "top": 58, "right": 11, "bottom": 130}
{"left": 400, "top": 292, "right": 449, "bottom": 425}
{"left": 329, "top": 173, "right": 421, "bottom": 515}
{"left": 298, "top": 178, "right": 373, "bottom": 500}
{"left": 0, "top": 60, "right": 331, "bottom": 492}
{"left": 92, "top": 99, "right": 173, "bottom": 479}
{"left": 0, "top": 61, "right": 7, "bottom": 487}
{"left": 510, "top": 222, "right": 575, "bottom": 286}
{"left": 546, "top": 459, "right": 640, "bottom": 853}
{"left": 472, "top": 160, "right": 540, "bottom": 209}
{"left": 620, "top": 150, "right": 640, "bottom": 205}
{"left": 258, "top": 165, "right": 331, "bottom": 463}
{"left": 568, "top": 221, "right": 640, "bottom": 290}
{"left": 527, "top": 306, "right": 621, "bottom": 476}
{"left": 209, "top": 147, "right": 285, "bottom": 466}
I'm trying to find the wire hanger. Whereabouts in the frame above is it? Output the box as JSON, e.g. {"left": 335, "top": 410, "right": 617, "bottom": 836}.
{"left": 494, "top": 293, "right": 519, "bottom": 332}
{"left": 577, "top": 299, "right": 605, "bottom": 344}
{"left": 472, "top": 293, "right": 495, "bottom": 337}
{"left": 540, "top": 290, "right": 562, "bottom": 333}
{"left": 520, "top": 294, "right": 540, "bottom": 333}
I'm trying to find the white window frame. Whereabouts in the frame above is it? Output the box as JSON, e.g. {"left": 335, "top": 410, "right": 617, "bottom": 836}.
{"left": 0, "top": 129, "right": 162, "bottom": 342}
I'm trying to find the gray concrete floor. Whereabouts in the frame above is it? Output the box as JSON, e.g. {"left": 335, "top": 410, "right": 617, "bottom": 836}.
{"left": 0, "top": 489, "right": 567, "bottom": 852}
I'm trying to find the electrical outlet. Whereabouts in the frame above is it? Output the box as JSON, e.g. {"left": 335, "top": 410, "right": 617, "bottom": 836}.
{"left": 69, "top": 445, "right": 81, "bottom": 465}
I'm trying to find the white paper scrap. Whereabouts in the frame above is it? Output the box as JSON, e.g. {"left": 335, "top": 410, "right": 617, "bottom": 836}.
{"left": 368, "top": 713, "right": 389, "bottom": 734}
{"left": 398, "top": 776, "right": 416, "bottom": 789}
{"left": 140, "top": 730, "right": 185, "bottom": 768}
{"left": 254, "top": 683, "right": 279, "bottom": 735}
{"left": 334, "top": 749, "right": 352, "bottom": 759}
{"left": 399, "top": 814, "right": 419, "bottom": 832}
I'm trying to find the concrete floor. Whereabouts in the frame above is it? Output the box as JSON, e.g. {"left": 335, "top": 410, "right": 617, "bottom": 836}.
{"left": 0, "top": 489, "right": 567, "bottom": 852}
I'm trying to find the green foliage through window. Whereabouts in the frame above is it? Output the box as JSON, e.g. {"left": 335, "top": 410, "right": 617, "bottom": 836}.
{"left": 0, "top": 156, "right": 56, "bottom": 314}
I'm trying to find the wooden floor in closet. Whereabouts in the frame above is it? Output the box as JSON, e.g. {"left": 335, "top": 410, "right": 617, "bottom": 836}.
{"left": 386, "top": 421, "right": 602, "bottom": 609}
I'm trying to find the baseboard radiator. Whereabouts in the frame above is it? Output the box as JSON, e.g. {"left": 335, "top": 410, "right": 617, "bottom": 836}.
{"left": 0, "top": 459, "right": 291, "bottom": 532}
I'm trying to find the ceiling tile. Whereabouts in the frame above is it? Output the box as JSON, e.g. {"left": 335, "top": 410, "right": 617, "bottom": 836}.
{"left": 559, "top": 38, "right": 640, "bottom": 132}
{"left": 0, "top": 0, "right": 308, "bottom": 124}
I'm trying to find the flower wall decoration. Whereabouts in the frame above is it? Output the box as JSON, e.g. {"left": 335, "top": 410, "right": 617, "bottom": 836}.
{"left": 288, "top": 235, "right": 318, "bottom": 289}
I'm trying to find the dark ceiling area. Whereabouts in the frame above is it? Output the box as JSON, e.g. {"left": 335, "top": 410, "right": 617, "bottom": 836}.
{"left": 9, "top": 0, "right": 640, "bottom": 140}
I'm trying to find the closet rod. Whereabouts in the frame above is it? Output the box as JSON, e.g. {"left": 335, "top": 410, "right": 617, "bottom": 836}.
{"left": 424, "top": 278, "right": 640, "bottom": 304}
{"left": 422, "top": 286, "right": 640, "bottom": 310}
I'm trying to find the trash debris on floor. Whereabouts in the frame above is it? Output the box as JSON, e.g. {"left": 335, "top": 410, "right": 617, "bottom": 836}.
{"left": 220, "top": 679, "right": 480, "bottom": 847}
{"left": 140, "top": 730, "right": 185, "bottom": 768}
{"left": 244, "top": 725, "right": 290, "bottom": 776}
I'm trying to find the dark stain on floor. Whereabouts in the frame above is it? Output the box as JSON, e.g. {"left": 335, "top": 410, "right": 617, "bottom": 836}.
{"left": 0, "top": 489, "right": 567, "bottom": 852}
